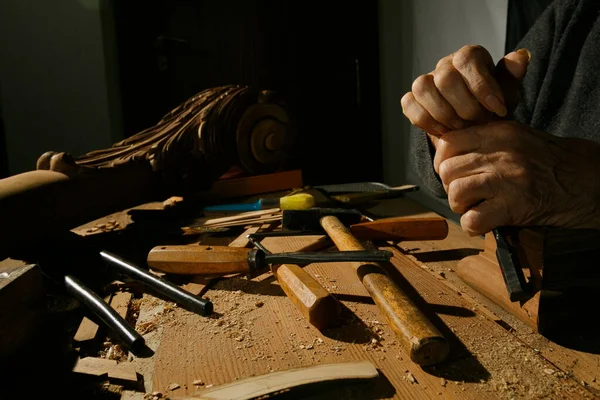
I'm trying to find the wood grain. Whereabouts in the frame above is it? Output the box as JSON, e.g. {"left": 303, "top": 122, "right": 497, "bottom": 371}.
{"left": 147, "top": 245, "right": 253, "bottom": 275}
{"left": 73, "top": 357, "right": 138, "bottom": 382}
{"left": 320, "top": 215, "right": 449, "bottom": 366}
{"left": 273, "top": 263, "right": 341, "bottom": 330}
{"left": 350, "top": 216, "right": 448, "bottom": 241}
{"left": 209, "top": 169, "right": 303, "bottom": 198}
{"left": 181, "top": 361, "right": 378, "bottom": 399}
{"left": 144, "top": 198, "right": 597, "bottom": 399}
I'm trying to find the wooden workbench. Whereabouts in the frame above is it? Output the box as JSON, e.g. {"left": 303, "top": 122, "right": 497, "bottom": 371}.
{"left": 112, "top": 197, "right": 598, "bottom": 399}
{"left": 3, "top": 196, "right": 599, "bottom": 399}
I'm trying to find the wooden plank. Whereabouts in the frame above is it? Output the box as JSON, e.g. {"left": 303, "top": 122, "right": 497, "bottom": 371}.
{"left": 209, "top": 170, "right": 303, "bottom": 198}
{"left": 112, "top": 291, "right": 133, "bottom": 319}
{"left": 73, "top": 357, "right": 138, "bottom": 382}
{"left": 149, "top": 229, "right": 592, "bottom": 399}
{"left": 73, "top": 316, "right": 102, "bottom": 343}
{"left": 183, "top": 361, "right": 378, "bottom": 399}
{"left": 0, "top": 261, "right": 44, "bottom": 360}
{"left": 227, "top": 226, "right": 261, "bottom": 248}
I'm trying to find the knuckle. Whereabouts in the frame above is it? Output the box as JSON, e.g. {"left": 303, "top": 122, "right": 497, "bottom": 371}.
{"left": 400, "top": 92, "right": 413, "bottom": 111}
{"left": 433, "top": 67, "right": 458, "bottom": 92}
{"left": 461, "top": 212, "right": 483, "bottom": 235}
{"left": 437, "top": 160, "right": 452, "bottom": 184}
{"left": 454, "top": 45, "right": 486, "bottom": 67}
{"left": 436, "top": 54, "right": 453, "bottom": 69}
{"left": 411, "top": 74, "right": 432, "bottom": 98}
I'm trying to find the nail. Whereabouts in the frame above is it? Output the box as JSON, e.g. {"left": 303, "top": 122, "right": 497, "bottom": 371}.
{"left": 517, "top": 48, "right": 532, "bottom": 64}
{"left": 485, "top": 94, "right": 507, "bottom": 117}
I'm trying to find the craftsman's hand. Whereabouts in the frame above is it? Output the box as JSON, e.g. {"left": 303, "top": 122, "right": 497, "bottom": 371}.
{"left": 401, "top": 45, "right": 531, "bottom": 144}
{"left": 434, "top": 121, "right": 600, "bottom": 236}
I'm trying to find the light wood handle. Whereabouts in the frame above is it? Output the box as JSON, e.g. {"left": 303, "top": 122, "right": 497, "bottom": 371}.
{"left": 350, "top": 216, "right": 448, "bottom": 241}
{"left": 273, "top": 264, "right": 341, "bottom": 330}
{"left": 147, "top": 245, "right": 252, "bottom": 275}
{"left": 320, "top": 215, "right": 449, "bottom": 366}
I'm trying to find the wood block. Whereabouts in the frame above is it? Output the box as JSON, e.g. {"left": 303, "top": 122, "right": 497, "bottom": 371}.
{"left": 457, "top": 228, "right": 600, "bottom": 338}
{"left": 111, "top": 291, "right": 133, "bottom": 319}
{"left": 209, "top": 170, "right": 302, "bottom": 198}
{"left": 0, "top": 261, "right": 45, "bottom": 360}
{"left": 73, "top": 357, "right": 138, "bottom": 382}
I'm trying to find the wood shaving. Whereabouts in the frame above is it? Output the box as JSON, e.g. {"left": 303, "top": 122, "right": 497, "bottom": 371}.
{"left": 405, "top": 371, "right": 417, "bottom": 384}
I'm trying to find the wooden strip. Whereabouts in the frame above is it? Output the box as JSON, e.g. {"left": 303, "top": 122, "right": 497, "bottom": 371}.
{"left": 74, "top": 293, "right": 112, "bottom": 343}
{"left": 201, "top": 209, "right": 280, "bottom": 226}
{"left": 228, "top": 226, "right": 261, "bottom": 248}
{"left": 181, "top": 361, "right": 378, "bottom": 399}
{"left": 73, "top": 357, "right": 138, "bottom": 382}
{"left": 209, "top": 170, "right": 303, "bottom": 198}
{"left": 111, "top": 291, "right": 133, "bottom": 319}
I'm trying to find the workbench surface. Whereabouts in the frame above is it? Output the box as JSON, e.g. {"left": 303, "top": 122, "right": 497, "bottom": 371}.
{"left": 4, "top": 197, "right": 599, "bottom": 399}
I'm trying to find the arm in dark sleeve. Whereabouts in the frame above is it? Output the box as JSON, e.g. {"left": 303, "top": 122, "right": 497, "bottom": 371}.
{"left": 512, "top": 0, "right": 567, "bottom": 125}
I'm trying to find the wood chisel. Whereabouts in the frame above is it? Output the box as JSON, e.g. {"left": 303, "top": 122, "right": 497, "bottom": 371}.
{"left": 493, "top": 227, "right": 530, "bottom": 302}
{"left": 147, "top": 245, "right": 392, "bottom": 276}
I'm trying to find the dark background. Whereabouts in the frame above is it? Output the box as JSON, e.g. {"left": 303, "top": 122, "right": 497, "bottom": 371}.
{"left": 0, "top": 0, "right": 553, "bottom": 183}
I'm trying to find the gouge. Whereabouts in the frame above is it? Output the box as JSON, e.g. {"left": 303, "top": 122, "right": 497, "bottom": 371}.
{"left": 320, "top": 215, "right": 449, "bottom": 366}
{"left": 147, "top": 245, "right": 392, "bottom": 276}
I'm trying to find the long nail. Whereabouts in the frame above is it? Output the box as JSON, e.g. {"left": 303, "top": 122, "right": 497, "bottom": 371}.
{"left": 486, "top": 94, "right": 507, "bottom": 117}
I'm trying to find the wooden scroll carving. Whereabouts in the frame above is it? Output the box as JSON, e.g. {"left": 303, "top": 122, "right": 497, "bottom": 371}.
{"left": 36, "top": 85, "right": 292, "bottom": 193}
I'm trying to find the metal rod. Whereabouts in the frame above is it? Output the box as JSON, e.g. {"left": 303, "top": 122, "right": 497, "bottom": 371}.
{"left": 64, "top": 274, "right": 144, "bottom": 350}
{"left": 100, "top": 251, "right": 213, "bottom": 316}
{"left": 246, "top": 235, "right": 272, "bottom": 254}
{"left": 264, "top": 250, "right": 392, "bottom": 265}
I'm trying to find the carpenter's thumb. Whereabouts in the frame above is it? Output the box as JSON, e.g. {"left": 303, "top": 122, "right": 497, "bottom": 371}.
{"left": 495, "top": 48, "right": 531, "bottom": 114}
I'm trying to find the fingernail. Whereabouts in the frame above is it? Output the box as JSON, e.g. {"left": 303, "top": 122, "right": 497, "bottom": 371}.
{"left": 517, "top": 48, "right": 532, "bottom": 63}
{"left": 486, "top": 94, "right": 507, "bottom": 117}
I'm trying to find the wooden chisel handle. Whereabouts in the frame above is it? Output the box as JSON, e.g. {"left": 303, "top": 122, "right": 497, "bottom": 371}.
{"left": 273, "top": 264, "right": 341, "bottom": 330}
{"left": 320, "top": 216, "right": 449, "bottom": 366}
{"left": 350, "top": 216, "right": 448, "bottom": 241}
{"left": 147, "top": 245, "right": 253, "bottom": 275}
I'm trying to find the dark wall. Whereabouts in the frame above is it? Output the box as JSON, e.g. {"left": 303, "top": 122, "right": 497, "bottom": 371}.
{"left": 112, "top": 0, "right": 382, "bottom": 185}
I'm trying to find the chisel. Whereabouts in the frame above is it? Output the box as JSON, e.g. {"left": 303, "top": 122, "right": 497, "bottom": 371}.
{"left": 147, "top": 245, "right": 392, "bottom": 276}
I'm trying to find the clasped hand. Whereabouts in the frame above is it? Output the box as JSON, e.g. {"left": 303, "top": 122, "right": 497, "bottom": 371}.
{"left": 402, "top": 45, "right": 600, "bottom": 235}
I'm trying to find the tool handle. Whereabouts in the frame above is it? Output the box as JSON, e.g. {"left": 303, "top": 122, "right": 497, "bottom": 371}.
{"left": 64, "top": 274, "right": 144, "bottom": 350}
{"left": 147, "top": 245, "right": 253, "bottom": 275}
{"left": 265, "top": 250, "right": 392, "bottom": 265}
{"left": 350, "top": 216, "right": 449, "bottom": 241}
{"left": 101, "top": 251, "right": 213, "bottom": 316}
{"left": 273, "top": 264, "right": 341, "bottom": 330}
{"left": 320, "top": 216, "right": 449, "bottom": 366}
